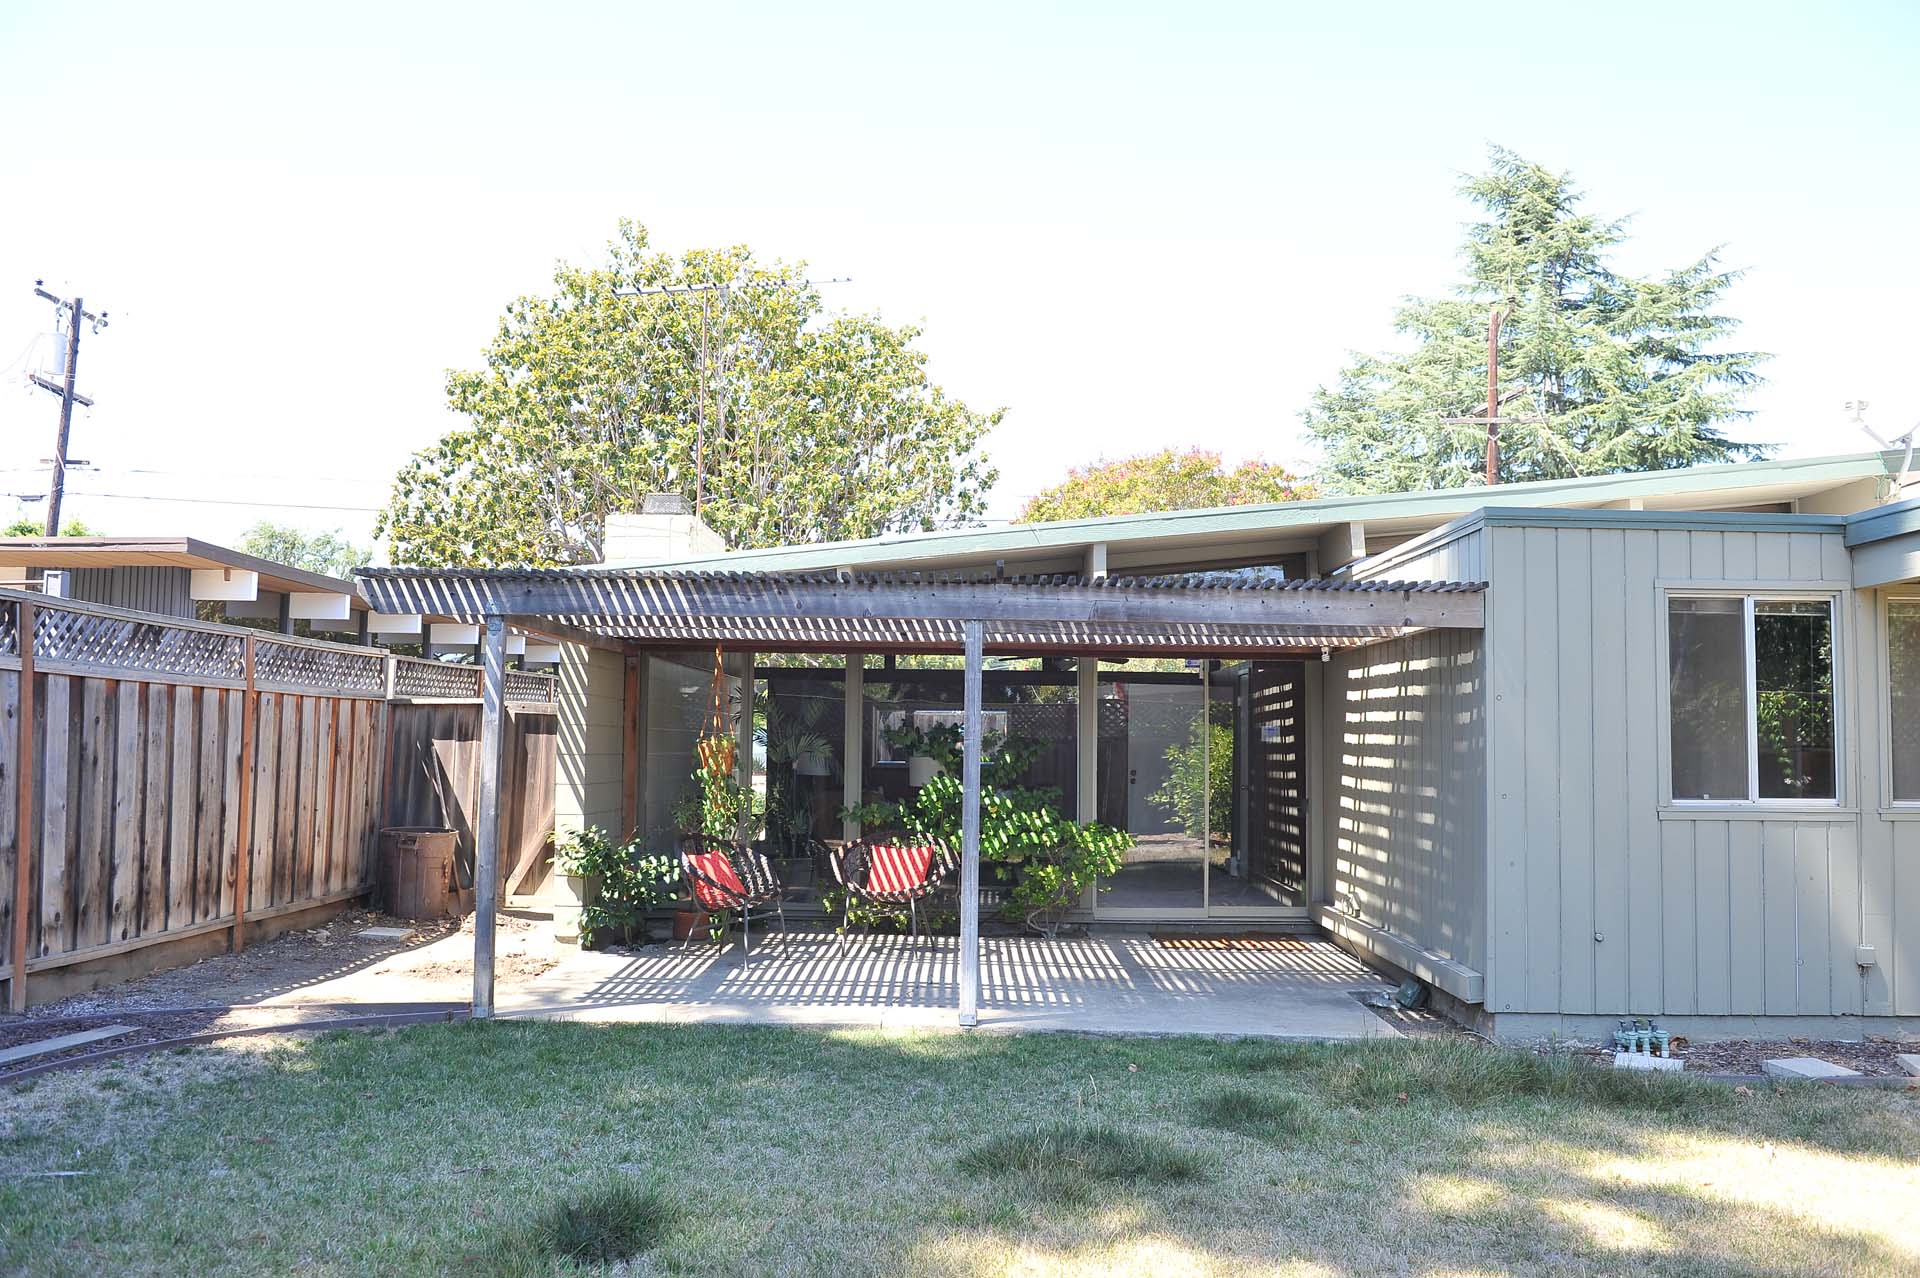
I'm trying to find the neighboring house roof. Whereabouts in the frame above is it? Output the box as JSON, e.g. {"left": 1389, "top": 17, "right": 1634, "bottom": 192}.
{"left": 629, "top": 450, "right": 1903, "bottom": 576}
{"left": 0, "top": 535, "right": 365, "bottom": 603}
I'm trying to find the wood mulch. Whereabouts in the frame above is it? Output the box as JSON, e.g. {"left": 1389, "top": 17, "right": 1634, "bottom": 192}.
{"left": 1660, "top": 1036, "right": 1915, "bottom": 1078}
{"left": 1555, "top": 1034, "right": 1916, "bottom": 1077}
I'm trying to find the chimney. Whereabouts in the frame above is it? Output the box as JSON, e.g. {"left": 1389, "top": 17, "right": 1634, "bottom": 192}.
{"left": 601, "top": 493, "right": 728, "bottom": 565}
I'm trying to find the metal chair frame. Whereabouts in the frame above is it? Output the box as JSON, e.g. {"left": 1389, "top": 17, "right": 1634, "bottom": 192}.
{"left": 678, "top": 837, "right": 788, "bottom": 962}
{"left": 830, "top": 833, "right": 955, "bottom": 946}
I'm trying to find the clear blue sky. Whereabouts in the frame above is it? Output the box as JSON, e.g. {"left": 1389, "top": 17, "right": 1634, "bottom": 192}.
{"left": 2, "top": 1, "right": 1915, "bottom": 552}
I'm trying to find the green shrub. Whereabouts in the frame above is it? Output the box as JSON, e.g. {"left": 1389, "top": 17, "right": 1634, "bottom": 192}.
{"left": 553, "top": 827, "right": 680, "bottom": 948}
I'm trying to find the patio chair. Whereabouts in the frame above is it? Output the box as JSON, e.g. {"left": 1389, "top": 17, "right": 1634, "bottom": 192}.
{"left": 831, "top": 834, "right": 954, "bottom": 945}
{"left": 678, "top": 837, "right": 788, "bottom": 961}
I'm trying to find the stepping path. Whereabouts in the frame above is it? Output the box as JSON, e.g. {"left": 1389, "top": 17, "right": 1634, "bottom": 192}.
{"left": 1761, "top": 1056, "right": 1861, "bottom": 1081}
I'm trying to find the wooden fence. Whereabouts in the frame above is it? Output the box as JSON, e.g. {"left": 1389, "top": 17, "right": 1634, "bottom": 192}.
{"left": 0, "top": 589, "right": 558, "bottom": 1009}
{"left": 383, "top": 700, "right": 558, "bottom": 904}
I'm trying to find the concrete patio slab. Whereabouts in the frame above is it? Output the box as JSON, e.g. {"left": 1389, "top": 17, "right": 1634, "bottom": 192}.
{"left": 498, "top": 930, "right": 1401, "bottom": 1039}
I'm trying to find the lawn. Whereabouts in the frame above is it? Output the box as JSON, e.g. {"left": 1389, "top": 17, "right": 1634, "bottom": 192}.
{"left": 2, "top": 1023, "right": 1917, "bottom": 1277}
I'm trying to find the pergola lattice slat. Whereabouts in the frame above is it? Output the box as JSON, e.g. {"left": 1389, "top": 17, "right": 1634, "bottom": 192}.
{"left": 355, "top": 569, "right": 1484, "bottom": 653}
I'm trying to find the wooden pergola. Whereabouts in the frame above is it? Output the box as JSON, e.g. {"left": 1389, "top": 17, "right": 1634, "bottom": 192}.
{"left": 356, "top": 567, "right": 1485, "bottom": 1027}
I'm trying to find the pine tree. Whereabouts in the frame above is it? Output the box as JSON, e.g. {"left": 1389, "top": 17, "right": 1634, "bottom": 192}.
{"left": 1304, "top": 148, "right": 1768, "bottom": 493}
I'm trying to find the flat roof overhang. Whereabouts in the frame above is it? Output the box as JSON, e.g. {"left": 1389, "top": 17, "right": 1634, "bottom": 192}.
{"left": 0, "top": 535, "right": 366, "bottom": 602}
{"left": 355, "top": 568, "right": 1485, "bottom": 658}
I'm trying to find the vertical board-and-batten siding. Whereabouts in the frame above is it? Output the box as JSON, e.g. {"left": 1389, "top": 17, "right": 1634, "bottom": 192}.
{"left": 1480, "top": 521, "right": 1889, "bottom": 1016}
{"left": 1322, "top": 626, "right": 1488, "bottom": 972}
{"left": 62, "top": 567, "right": 195, "bottom": 619}
{"left": 554, "top": 643, "right": 625, "bottom": 836}
{"left": 1851, "top": 586, "right": 1914, "bottom": 1019}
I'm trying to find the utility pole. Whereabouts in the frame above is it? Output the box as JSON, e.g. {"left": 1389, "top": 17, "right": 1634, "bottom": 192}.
{"left": 1484, "top": 307, "right": 1503, "bottom": 486}
{"left": 1441, "top": 303, "right": 1539, "bottom": 487}
{"left": 28, "top": 282, "right": 108, "bottom": 536}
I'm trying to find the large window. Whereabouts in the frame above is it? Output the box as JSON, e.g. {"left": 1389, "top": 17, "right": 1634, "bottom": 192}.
{"left": 1667, "top": 595, "right": 1836, "bottom": 803}
{"left": 1889, "top": 600, "right": 1920, "bottom": 801}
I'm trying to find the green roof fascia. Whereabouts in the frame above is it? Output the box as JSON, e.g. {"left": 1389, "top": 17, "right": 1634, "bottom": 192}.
{"left": 1476, "top": 507, "right": 1848, "bottom": 534}
{"left": 628, "top": 450, "right": 1897, "bottom": 573}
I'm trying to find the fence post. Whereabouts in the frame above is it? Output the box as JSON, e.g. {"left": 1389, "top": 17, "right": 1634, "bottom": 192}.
{"left": 230, "top": 632, "right": 257, "bottom": 954}
{"left": 10, "top": 601, "right": 36, "bottom": 1013}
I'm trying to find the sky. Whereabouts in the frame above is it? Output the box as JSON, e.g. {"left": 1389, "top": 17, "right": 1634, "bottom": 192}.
{"left": 1, "top": 1, "right": 1916, "bottom": 557}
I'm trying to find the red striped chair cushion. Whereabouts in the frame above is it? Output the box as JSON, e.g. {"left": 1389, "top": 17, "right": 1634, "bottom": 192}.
{"left": 686, "top": 850, "right": 747, "bottom": 910}
{"left": 866, "top": 843, "right": 935, "bottom": 894}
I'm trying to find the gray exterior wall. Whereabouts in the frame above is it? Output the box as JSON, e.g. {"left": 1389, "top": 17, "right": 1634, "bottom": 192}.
{"left": 1355, "top": 522, "right": 1486, "bottom": 586}
{"left": 1319, "top": 626, "right": 1488, "bottom": 973}
{"left": 61, "top": 566, "right": 194, "bottom": 617}
{"left": 1477, "top": 515, "right": 1910, "bottom": 1021}
{"left": 1846, "top": 587, "right": 1918, "bottom": 1018}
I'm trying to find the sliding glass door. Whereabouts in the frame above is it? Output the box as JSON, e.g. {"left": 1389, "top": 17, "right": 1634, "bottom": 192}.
{"left": 1093, "top": 662, "right": 1307, "bottom": 919}
{"left": 1095, "top": 675, "right": 1207, "bottom": 912}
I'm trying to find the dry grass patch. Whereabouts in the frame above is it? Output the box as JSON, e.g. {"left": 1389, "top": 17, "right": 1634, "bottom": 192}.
{"left": 1, "top": 1023, "right": 1915, "bottom": 1277}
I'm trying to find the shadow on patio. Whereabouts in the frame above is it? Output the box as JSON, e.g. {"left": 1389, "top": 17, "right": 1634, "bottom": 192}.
{"left": 498, "top": 932, "right": 1401, "bottom": 1038}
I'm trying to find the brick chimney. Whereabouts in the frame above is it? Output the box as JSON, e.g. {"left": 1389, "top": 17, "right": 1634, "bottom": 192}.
{"left": 601, "top": 493, "right": 727, "bottom": 565}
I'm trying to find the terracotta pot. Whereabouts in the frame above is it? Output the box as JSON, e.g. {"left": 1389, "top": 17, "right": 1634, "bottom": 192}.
{"left": 671, "top": 907, "right": 710, "bottom": 941}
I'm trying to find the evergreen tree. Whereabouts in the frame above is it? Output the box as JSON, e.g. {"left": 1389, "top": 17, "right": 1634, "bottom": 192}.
{"left": 1304, "top": 148, "right": 1768, "bottom": 493}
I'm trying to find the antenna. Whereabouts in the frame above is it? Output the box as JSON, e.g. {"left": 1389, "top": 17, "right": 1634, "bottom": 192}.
{"left": 1848, "top": 400, "right": 1918, "bottom": 501}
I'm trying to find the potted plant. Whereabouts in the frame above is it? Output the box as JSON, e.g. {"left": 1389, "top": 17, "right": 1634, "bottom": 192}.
{"left": 552, "top": 827, "right": 680, "bottom": 948}
{"left": 884, "top": 721, "right": 963, "bottom": 788}
{"left": 841, "top": 732, "right": 1132, "bottom": 937}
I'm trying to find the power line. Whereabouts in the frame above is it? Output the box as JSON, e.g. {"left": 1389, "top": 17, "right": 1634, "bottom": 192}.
{"left": 3, "top": 489, "right": 383, "bottom": 513}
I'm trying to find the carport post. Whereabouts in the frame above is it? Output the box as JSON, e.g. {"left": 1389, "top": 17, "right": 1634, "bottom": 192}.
{"left": 473, "top": 614, "right": 506, "bottom": 1019}
{"left": 958, "top": 620, "right": 983, "bottom": 1028}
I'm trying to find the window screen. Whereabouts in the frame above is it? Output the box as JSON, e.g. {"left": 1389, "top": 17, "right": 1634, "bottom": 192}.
{"left": 1668, "top": 596, "right": 1749, "bottom": 801}
{"left": 1890, "top": 601, "right": 1920, "bottom": 801}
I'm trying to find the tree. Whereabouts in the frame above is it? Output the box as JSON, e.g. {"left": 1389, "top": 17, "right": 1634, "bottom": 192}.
{"left": 378, "top": 221, "right": 1001, "bottom": 566}
{"left": 1304, "top": 148, "right": 1768, "bottom": 493}
{"left": 236, "top": 522, "right": 371, "bottom": 577}
{"left": 4, "top": 517, "right": 96, "bottom": 536}
{"left": 1017, "top": 448, "right": 1313, "bottom": 523}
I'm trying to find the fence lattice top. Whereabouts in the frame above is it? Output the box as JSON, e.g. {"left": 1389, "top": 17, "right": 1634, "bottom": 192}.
{"left": 1, "top": 592, "right": 555, "bottom": 704}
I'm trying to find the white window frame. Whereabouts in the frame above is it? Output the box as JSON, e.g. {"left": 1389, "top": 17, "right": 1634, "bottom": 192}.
{"left": 1661, "top": 587, "right": 1844, "bottom": 810}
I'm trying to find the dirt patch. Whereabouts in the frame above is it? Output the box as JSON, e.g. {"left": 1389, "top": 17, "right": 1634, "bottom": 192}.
{"left": 2, "top": 908, "right": 559, "bottom": 1080}
{"left": 23, "top": 909, "right": 464, "bottom": 1015}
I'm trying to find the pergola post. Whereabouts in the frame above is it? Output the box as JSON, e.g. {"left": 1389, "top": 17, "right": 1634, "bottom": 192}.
{"left": 473, "top": 614, "right": 506, "bottom": 1019}
{"left": 958, "top": 620, "right": 983, "bottom": 1028}
{"left": 1075, "top": 654, "right": 1099, "bottom": 909}
{"left": 841, "top": 652, "right": 864, "bottom": 841}
{"left": 1076, "top": 657, "right": 1098, "bottom": 822}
